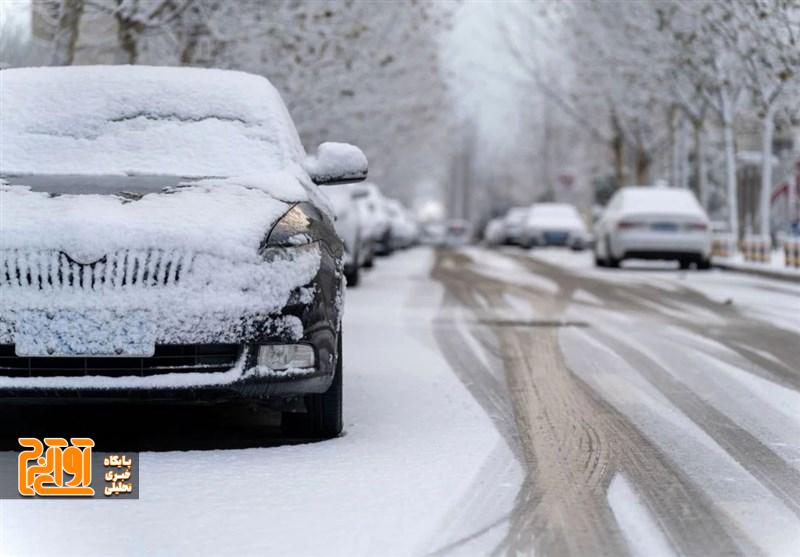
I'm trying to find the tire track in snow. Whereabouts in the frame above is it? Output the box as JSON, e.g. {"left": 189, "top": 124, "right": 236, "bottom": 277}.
{"left": 431, "top": 248, "right": 763, "bottom": 557}
{"left": 509, "top": 252, "right": 800, "bottom": 393}
{"left": 585, "top": 326, "right": 800, "bottom": 519}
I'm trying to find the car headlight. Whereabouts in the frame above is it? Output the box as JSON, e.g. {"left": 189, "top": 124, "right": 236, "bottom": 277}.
{"left": 266, "top": 205, "right": 314, "bottom": 247}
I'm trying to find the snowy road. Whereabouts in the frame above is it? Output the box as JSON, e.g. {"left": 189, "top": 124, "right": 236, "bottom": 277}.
{"left": 2, "top": 247, "right": 799, "bottom": 556}
{"left": 433, "top": 247, "right": 800, "bottom": 557}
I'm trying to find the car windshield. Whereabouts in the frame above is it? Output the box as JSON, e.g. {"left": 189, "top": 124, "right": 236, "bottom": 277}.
{"left": 620, "top": 188, "right": 704, "bottom": 216}
{"left": 531, "top": 204, "right": 578, "bottom": 218}
{"left": 0, "top": 66, "right": 305, "bottom": 177}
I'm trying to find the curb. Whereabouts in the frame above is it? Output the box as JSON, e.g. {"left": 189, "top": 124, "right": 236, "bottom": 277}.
{"left": 712, "top": 261, "right": 800, "bottom": 283}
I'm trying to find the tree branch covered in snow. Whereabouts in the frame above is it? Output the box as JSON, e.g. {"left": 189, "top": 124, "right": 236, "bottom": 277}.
{"left": 508, "top": 0, "right": 800, "bottom": 237}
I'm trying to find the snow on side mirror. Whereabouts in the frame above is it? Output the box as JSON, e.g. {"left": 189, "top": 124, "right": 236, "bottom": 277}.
{"left": 304, "top": 142, "right": 368, "bottom": 185}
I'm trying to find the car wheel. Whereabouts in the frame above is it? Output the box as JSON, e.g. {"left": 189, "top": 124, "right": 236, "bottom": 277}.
{"left": 282, "top": 334, "right": 343, "bottom": 439}
{"left": 594, "top": 253, "right": 607, "bottom": 267}
{"left": 679, "top": 258, "right": 691, "bottom": 270}
{"left": 344, "top": 264, "right": 360, "bottom": 287}
{"left": 605, "top": 237, "right": 620, "bottom": 268}
{"left": 697, "top": 258, "right": 711, "bottom": 270}
{"left": 363, "top": 252, "right": 374, "bottom": 268}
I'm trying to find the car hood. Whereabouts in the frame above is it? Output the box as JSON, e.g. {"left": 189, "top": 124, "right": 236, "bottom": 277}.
{"left": 0, "top": 172, "right": 311, "bottom": 261}
{"left": 527, "top": 216, "right": 587, "bottom": 232}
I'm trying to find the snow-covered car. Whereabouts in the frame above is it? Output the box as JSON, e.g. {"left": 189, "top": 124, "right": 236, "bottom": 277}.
{"left": 523, "top": 203, "right": 589, "bottom": 249}
{"left": 483, "top": 217, "right": 507, "bottom": 245}
{"left": 593, "top": 186, "right": 712, "bottom": 269}
{"left": 443, "top": 220, "right": 473, "bottom": 246}
{"left": 384, "top": 199, "right": 418, "bottom": 250}
{"left": 353, "top": 182, "right": 391, "bottom": 260}
{"left": 503, "top": 206, "right": 530, "bottom": 246}
{"left": 324, "top": 185, "right": 369, "bottom": 287}
{"left": 0, "top": 66, "right": 369, "bottom": 438}
{"left": 419, "top": 221, "right": 447, "bottom": 245}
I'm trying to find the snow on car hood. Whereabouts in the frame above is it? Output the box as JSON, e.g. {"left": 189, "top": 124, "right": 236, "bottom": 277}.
{"left": 0, "top": 171, "right": 308, "bottom": 260}
{"left": 527, "top": 216, "right": 587, "bottom": 232}
{"left": 0, "top": 172, "right": 323, "bottom": 348}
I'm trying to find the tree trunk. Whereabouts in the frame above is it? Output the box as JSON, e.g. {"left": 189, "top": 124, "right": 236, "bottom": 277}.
{"left": 693, "top": 119, "right": 708, "bottom": 207}
{"left": 678, "top": 118, "right": 690, "bottom": 189}
{"left": 759, "top": 104, "right": 776, "bottom": 238}
{"left": 721, "top": 89, "right": 739, "bottom": 240}
{"left": 671, "top": 108, "right": 679, "bottom": 188}
{"left": 635, "top": 145, "right": 650, "bottom": 185}
{"left": 610, "top": 111, "right": 625, "bottom": 187}
{"left": 51, "top": 0, "right": 85, "bottom": 65}
{"left": 115, "top": 17, "right": 143, "bottom": 64}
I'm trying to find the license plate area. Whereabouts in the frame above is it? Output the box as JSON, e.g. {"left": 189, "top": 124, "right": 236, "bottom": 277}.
{"left": 651, "top": 222, "right": 679, "bottom": 232}
{"left": 14, "top": 310, "right": 155, "bottom": 357}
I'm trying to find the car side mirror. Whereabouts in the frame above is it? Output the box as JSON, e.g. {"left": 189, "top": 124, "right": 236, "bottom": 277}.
{"left": 304, "top": 142, "right": 368, "bottom": 185}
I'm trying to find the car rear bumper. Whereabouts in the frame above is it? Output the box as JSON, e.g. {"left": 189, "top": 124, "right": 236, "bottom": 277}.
{"left": 527, "top": 228, "right": 585, "bottom": 247}
{"left": 612, "top": 231, "right": 711, "bottom": 259}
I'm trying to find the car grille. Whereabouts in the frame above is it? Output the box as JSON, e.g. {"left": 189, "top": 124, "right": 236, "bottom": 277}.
{"left": 0, "top": 249, "right": 194, "bottom": 290}
{"left": 0, "top": 344, "right": 242, "bottom": 377}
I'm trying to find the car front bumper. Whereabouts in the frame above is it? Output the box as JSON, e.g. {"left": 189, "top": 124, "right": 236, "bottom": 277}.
{"left": 0, "top": 268, "right": 343, "bottom": 403}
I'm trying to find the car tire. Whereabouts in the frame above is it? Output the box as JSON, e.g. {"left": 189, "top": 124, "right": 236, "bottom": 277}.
{"left": 344, "top": 264, "right": 360, "bottom": 287}
{"left": 594, "top": 254, "right": 607, "bottom": 267}
{"left": 282, "top": 335, "right": 343, "bottom": 439}
{"left": 363, "top": 253, "right": 374, "bottom": 269}
{"left": 697, "top": 258, "right": 711, "bottom": 270}
{"left": 679, "top": 258, "right": 691, "bottom": 270}
{"left": 605, "top": 238, "right": 620, "bottom": 268}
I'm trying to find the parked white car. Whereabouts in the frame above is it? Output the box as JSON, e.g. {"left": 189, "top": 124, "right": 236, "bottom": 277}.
{"left": 352, "top": 182, "right": 390, "bottom": 265}
{"left": 523, "top": 203, "right": 589, "bottom": 249}
{"left": 442, "top": 220, "right": 473, "bottom": 247}
{"left": 504, "top": 207, "right": 530, "bottom": 245}
{"left": 384, "top": 199, "right": 418, "bottom": 250}
{"left": 483, "top": 217, "right": 507, "bottom": 245}
{"left": 593, "top": 186, "right": 712, "bottom": 269}
{"left": 325, "top": 185, "right": 368, "bottom": 286}
{"left": 419, "top": 221, "right": 447, "bottom": 246}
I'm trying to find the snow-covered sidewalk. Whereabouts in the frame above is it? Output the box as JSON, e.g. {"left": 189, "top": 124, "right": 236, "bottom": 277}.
{"left": 0, "top": 249, "right": 513, "bottom": 556}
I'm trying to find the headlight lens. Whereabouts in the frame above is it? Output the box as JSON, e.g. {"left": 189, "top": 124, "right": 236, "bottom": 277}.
{"left": 266, "top": 205, "right": 313, "bottom": 247}
{"left": 258, "top": 344, "right": 316, "bottom": 370}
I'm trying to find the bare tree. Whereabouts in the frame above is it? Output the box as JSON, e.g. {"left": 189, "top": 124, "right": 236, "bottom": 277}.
{"left": 47, "top": 0, "right": 84, "bottom": 66}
